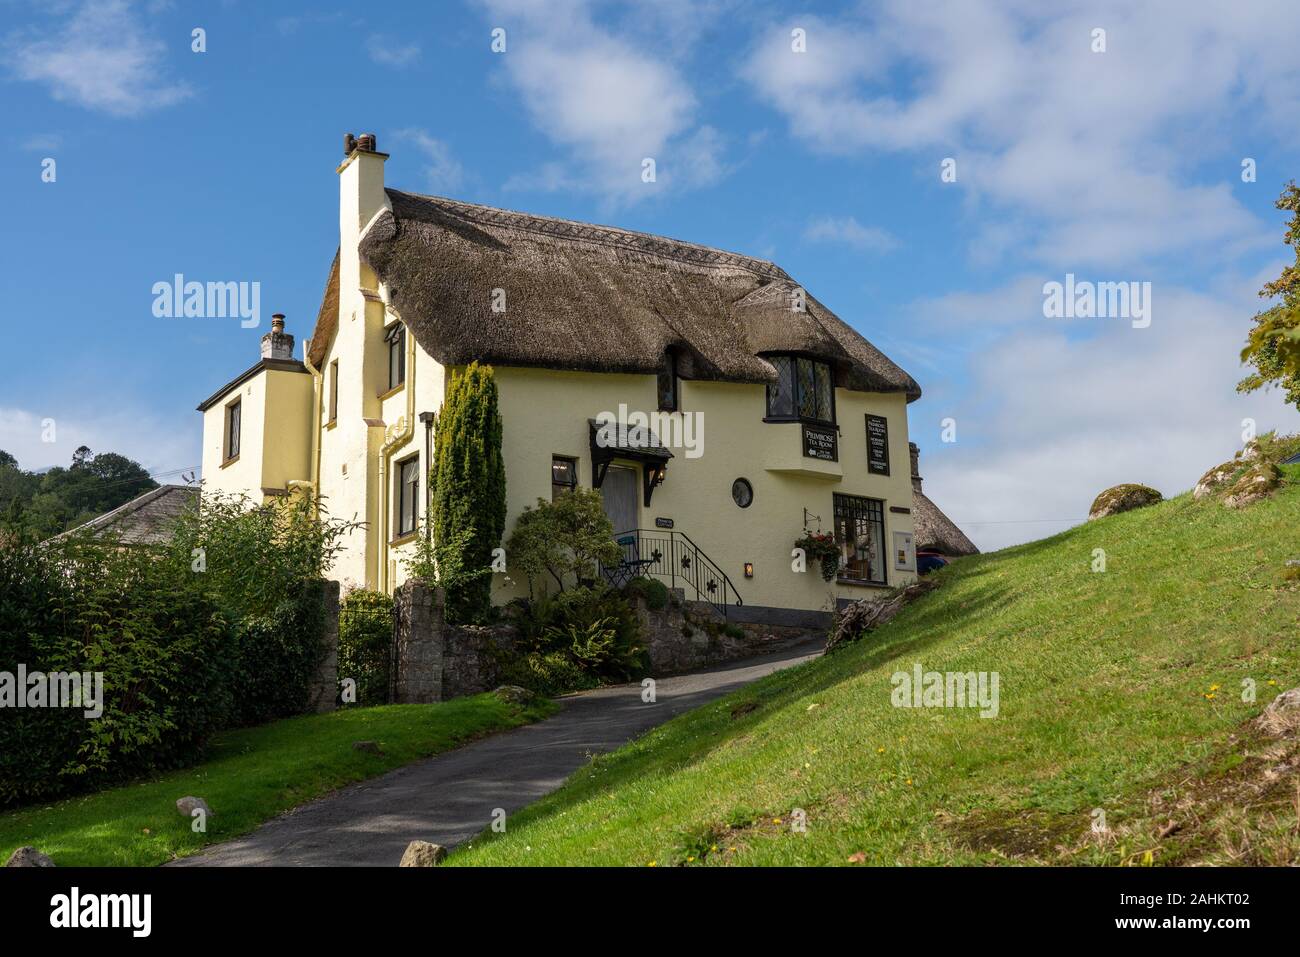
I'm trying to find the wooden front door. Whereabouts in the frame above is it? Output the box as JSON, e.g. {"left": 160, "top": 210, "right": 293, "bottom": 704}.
{"left": 600, "top": 466, "right": 638, "bottom": 536}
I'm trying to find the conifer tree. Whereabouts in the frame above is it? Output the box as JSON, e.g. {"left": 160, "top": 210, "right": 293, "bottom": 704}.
{"left": 431, "top": 362, "right": 506, "bottom": 622}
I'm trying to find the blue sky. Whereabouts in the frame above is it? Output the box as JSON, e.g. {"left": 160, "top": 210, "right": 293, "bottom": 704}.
{"left": 3, "top": 0, "right": 1299, "bottom": 548}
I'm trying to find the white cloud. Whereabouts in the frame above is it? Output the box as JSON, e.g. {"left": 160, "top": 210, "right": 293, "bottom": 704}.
{"left": 804, "top": 216, "right": 898, "bottom": 253}
{"left": 742, "top": 1, "right": 1299, "bottom": 268}
{"left": 8, "top": 0, "right": 192, "bottom": 117}
{"left": 739, "top": 0, "right": 1300, "bottom": 551}
{"left": 910, "top": 281, "right": 1300, "bottom": 551}
{"left": 477, "top": 0, "right": 724, "bottom": 203}
{"left": 366, "top": 34, "right": 421, "bottom": 68}
{"left": 395, "top": 129, "right": 465, "bottom": 194}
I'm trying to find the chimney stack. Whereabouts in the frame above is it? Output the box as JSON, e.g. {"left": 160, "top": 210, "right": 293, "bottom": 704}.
{"left": 261, "top": 313, "right": 295, "bottom": 360}
{"left": 909, "top": 442, "right": 922, "bottom": 494}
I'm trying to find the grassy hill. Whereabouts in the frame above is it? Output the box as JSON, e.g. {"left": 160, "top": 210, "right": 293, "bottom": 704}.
{"left": 451, "top": 473, "right": 1300, "bottom": 866}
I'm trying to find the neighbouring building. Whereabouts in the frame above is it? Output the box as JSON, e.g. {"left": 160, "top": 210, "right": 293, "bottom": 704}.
{"left": 197, "top": 133, "right": 976, "bottom": 625}
{"left": 57, "top": 484, "right": 198, "bottom": 546}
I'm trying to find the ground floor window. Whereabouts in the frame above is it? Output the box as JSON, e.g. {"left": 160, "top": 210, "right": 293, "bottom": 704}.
{"left": 552, "top": 456, "right": 577, "bottom": 500}
{"left": 833, "top": 493, "right": 887, "bottom": 584}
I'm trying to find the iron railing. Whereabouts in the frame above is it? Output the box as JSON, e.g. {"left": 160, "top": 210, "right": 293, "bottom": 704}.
{"left": 601, "top": 528, "right": 743, "bottom": 618}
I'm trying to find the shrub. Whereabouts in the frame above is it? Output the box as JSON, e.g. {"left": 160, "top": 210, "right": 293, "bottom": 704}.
{"left": 338, "top": 589, "right": 394, "bottom": 706}
{"left": 546, "top": 584, "right": 648, "bottom": 681}
{"left": 164, "top": 489, "right": 359, "bottom": 619}
{"left": 0, "top": 531, "right": 233, "bottom": 807}
{"left": 625, "top": 576, "right": 670, "bottom": 610}
{"left": 496, "top": 584, "right": 648, "bottom": 695}
{"left": 401, "top": 520, "right": 491, "bottom": 609}
{"left": 506, "top": 489, "right": 620, "bottom": 593}
{"left": 432, "top": 362, "right": 507, "bottom": 624}
{"left": 497, "top": 651, "right": 598, "bottom": 698}
{"left": 228, "top": 581, "right": 328, "bottom": 726}
{"left": 0, "top": 491, "right": 356, "bottom": 808}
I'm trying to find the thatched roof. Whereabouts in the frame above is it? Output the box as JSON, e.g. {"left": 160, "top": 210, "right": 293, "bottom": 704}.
{"left": 309, "top": 189, "right": 920, "bottom": 399}
{"left": 306, "top": 250, "right": 339, "bottom": 369}
{"left": 57, "top": 485, "right": 197, "bottom": 546}
{"left": 912, "top": 489, "right": 979, "bottom": 557}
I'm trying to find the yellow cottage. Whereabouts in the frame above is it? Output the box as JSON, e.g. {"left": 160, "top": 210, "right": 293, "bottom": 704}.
{"left": 198, "top": 133, "right": 974, "bottom": 627}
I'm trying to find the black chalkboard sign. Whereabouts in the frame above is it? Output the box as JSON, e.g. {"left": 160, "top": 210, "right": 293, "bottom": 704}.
{"left": 802, "top": 423, "right": 838, "bottom": 461}
{"left": 866, "top": 414, "right": 890, "bottom": 475}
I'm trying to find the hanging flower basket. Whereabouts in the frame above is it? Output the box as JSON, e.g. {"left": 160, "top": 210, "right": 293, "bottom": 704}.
{"left": 794, "top": 531, "right": 840, "bottom": 582}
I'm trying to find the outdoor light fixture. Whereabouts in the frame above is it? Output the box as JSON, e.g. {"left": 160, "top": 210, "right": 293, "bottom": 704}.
{"left": 744, "top": 562, "right": 754, "bottom": 578}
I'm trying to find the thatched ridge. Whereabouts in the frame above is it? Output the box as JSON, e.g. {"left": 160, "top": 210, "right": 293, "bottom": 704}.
{"left": 309, "top": 189, "right": 920, "bottom": 399}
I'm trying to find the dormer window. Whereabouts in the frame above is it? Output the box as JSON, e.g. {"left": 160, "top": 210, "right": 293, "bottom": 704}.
{"left": 657, "top": 349, "right": 679, "bottom": 412}
{"left": 765, "top": 355, "right": 834, "bottom": 424}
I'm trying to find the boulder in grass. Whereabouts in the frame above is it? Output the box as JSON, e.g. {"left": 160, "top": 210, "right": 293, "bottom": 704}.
{"left": 176, "top": 796, "right": 212, "bottom": 818}
{"left": 399, "top": 840, "right": 447, "bottom": 867}
{"left": 1087, "top": 484, "right": 1163, "bottom": 521}
{"left": 1223, "top": 462, "right": 1281, "bottom": 510}
{"left": 1193, "top": 461, "right": 1237, "bottom": 501}
{"left": 494, "top": 685, "right": 534, "bottom": 706}
{"left": 353, "top": 740, "right": 384, "bottom": 755}
{"left": 1254, "top": 687, "right": 1300, "bottom": 738}
{"left": 5, "top": 846, "right": 54, "bottom": 867}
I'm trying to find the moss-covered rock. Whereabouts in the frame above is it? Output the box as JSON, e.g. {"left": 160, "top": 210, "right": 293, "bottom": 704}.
{"left": 1193, "top": 461, "right": 1238, "bottom": 501}
{"left": 1087, "top": 483, "right": 1163, "bottom": 521}
{"left": 1223, "top": 462, "right": 1281, "bottom": 510}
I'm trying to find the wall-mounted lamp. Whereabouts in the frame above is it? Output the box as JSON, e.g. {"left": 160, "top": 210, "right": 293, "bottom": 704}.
{"left": 743, "top": 562, "right": 754, "bottom": 579}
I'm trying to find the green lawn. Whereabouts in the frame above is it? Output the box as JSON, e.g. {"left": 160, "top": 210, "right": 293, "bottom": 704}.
{"left": 450, "top": 483, "right": 1300, "bottom": 866}
{"left": 0, "top": 693, "right": 555, "bottom": 867}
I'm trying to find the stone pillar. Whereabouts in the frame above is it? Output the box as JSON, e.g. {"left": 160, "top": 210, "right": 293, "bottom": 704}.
{"left": 308, "top": 579, "right": 341, "bottom": 713}
{"left": 393, "top": 581, "right": 444, "bottom": 703}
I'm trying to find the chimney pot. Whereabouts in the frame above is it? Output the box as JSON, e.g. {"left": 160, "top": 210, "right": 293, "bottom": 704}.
{"left": 261, "top": 315, "right": 294, "bottom": 361}
{"left": 343, "top": 132, "right": 357, "bottom": 156}
{"left": 357, "top": 132, "right": 377, "bottom": 153}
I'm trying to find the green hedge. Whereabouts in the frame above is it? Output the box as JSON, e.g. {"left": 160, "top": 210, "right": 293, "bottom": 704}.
{"left": 229, "top": 581, "right": 327, "bottom": 726}
{"left": 0, "top": 536, "right": 234, "bottom": 807}
{"left": 338, "top": 589, "right": 394, "bottom": 706}
{"left": 0, "top": 518, "right": 336, "bottom": 808}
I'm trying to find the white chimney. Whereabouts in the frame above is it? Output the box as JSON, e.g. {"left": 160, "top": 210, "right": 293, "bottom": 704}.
{"left": 338, "top": 132, "right": 390, "bottom": 267}
{"left": 261, "top": 313, "right": 294, "bottom": 360}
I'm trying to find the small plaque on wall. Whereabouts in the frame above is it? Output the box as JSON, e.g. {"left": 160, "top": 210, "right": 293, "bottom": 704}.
{"left": 866, "top": 414, "right": 890, "bottom": 476}
{"left": 655, "top": 517, "right": 674, "bottom": 529}
{"left": 802, "top": 423, "right": 838, "bottom": 461}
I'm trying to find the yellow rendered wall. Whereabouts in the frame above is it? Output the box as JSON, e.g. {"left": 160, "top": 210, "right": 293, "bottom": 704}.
{"left": 200, "top": 374, "right": 266, "bottom": 499}
{"left": 489, "top": 366, "right": 916, "bottom": 614}
{"left": 260, "top": 368, "right": 314, "bottom": 492}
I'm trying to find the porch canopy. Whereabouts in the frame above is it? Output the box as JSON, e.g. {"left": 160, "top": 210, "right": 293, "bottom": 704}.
{"left": 588, "top": 418, "right": 674, "bottom": 506}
